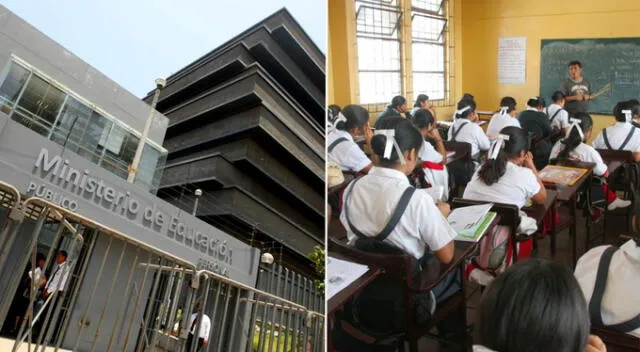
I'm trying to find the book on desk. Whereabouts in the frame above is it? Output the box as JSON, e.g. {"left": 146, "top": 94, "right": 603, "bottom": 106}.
{"left": 448, "top": 203, "right": 496, "bottom": 242}
{"left": 539, "top": 164, "right": 588, "bottom": 186}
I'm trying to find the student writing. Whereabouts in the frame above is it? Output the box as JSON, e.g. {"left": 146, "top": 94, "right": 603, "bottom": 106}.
{"left": 327, "top": 104, "right": 373, "bottom": 174}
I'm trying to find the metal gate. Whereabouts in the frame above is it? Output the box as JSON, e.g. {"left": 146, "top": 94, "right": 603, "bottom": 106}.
{"left": 0, "top": 181, "right": 324, "bottom": 352}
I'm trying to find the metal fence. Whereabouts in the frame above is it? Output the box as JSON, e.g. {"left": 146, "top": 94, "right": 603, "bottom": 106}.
{"left": 0, "top": 181, "right": 325, "bottom": 352}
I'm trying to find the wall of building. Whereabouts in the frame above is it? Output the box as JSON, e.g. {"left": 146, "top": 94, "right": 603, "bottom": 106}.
{"left": 461, "top": 0, "right": 640, "bottom": 141}
{"left": 0, "top": 4, "right": 168, "bottom": 145}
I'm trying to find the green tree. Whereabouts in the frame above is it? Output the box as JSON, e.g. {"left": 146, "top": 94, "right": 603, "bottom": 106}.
{"left": 308, "top": 246, "right": 325, "bottom": 295}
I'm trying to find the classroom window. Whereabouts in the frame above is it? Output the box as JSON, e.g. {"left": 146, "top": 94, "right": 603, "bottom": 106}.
{"left": 412, "top": 0, "right": 447, "bottom": 101}
{"left": 355, "top": 0, "right": 402, "bottom": 104}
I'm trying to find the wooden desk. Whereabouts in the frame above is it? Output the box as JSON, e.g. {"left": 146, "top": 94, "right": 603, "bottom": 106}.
{"left": 544, "top": 161, "right": 595, "bottom": 265}
{"left": 524, "top": 189, "right": 558, "bottom": 257}
{"left": 328, "top": 265, "right": 383, "bottom": 316}
{"left": 444, "top": 141, "right": 471, "bottom": 165}
{"left": 596, "top": 149, "right": 634, "bottom": 176}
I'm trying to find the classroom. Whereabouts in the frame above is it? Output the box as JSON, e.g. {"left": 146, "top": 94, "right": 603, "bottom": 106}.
{"left": 327, "top": 1, "right": 640, "bottom": 351}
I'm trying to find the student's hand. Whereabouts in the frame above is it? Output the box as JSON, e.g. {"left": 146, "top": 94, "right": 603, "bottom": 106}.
{"left": 203, "top": 340, "right": 209, "bottom": 346}
{"left": 436, "top": 201, "right": 451, "bottom": 217}
{"left": 364, "top": 124, "right": 374, "bottom": 144}
{"left": 427, "top": 101, "right": 434, "bottom": 110}
{"left": 524, "top": 152, "right": 537, "bottom": 171}
{"left": 584, "top": 334, "right": 606, "bottom": 352}
{"left": 428, "top": 127, "right": 441, "bottom": 140}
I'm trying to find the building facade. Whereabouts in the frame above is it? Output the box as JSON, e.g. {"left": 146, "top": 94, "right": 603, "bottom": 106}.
{"left": 146, "top": 9, "right": 326, "bottom": 271}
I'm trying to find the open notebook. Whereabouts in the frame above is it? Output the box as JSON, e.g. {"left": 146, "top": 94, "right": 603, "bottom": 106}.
{"left": 326, "top": 256, "right": 370, "bottom": 300}
{"left": 448, "top": 203, "right": 496, "bottom": 242}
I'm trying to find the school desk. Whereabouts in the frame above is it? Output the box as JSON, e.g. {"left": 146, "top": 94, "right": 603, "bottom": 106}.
{"left": 545, "top": 161, "right": 595, "bottom": 266}
{"left": 596, "top": 149, "right": 634, "bottom": 176}
{"left": 524, "top": 189, "right": 558, "bottom": 258}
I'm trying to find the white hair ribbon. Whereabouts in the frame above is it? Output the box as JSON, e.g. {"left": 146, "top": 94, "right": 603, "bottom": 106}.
{"left": 488, "top": 134, "right": 510, "bottom": 160}
{"left": 374, "top": 129, "right": 406, "bottom": 165}
{"left": 455, "top": 105, "right": 471, "bottom": 116}
{"left": 622, "top": 109, "right": 633, "bottom": 123}
{"left": 327, "top": 112, "right": 347, "bottom": 132}
{"left": 566, "top": 117, "right": 584, "bottom": 140}
{"left": 499, "top": 106, "right": 509, "bottom": 115}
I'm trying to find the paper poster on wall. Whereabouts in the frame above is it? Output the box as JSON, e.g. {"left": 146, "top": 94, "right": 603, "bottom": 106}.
{"left": 498, "top": 36, "right": 527, "bottom": 84}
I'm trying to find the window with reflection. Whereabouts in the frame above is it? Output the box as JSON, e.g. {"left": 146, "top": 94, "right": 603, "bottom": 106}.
{"left": 100, "top": 125, "right": 140, "bottom": 179}
{"left": 12, "top": 74, "right": 65, "bottom": 137}
{"left": 137, "top": 143, "right": 168, "bottom": 193}
{"left": 0, "top": 62, "right": 29, "bottom": 114}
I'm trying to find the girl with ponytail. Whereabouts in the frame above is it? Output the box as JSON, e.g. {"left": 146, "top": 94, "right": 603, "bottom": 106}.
{"left": 327, "top": 104, "right": 373, "bottom": 174}
{"left": 340, "top": 117, "right": 463, "bottom": 331}
{"left": 410, "top": 109, "right": 449, "bottom": 200}
{"left": 550, "top": 112, "right": 631, "bottom": 211}
{"left": 486, "top": 97, "right": 520, "bottom": 139}
{"left": 593, "top": 100, "right": 640, "bottom": 161}
{"left": 447, "top": 98, "right": 491, "bottom": 158}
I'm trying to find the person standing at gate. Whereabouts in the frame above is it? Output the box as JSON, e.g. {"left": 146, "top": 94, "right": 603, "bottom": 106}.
{"left": 186, "top": 302, "right": 210, "bottom": 352}
{"left": 42, "top": 250, "right": 70, "bottom": 298}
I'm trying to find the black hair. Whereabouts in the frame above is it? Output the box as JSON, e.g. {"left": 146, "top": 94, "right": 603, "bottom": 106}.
{"left": 627, "top": 99, "right": 640, "bottom": 117}
{"left": 58, "top": 250, "right": 68, "bottom": 259}
{"left": 461, "top": 93, "right": 475, "bottom": 102}
{"left": 414, "top": 94, "right": 429, "bottom": 108}
{"left": 371, "top": 117, "right": 423, "bottom": 167}
{"left": 455, "top": 99, "right": 476, "bottom": 119}
{"left": 613, "top": 100, "right": 633, "bottom": 122}
{"left": 568, "top": 60, "right": 582, "bottom": 68}
{"left": 557, "top": 112, "right": 592, "bottom": 162}
{"left": 551, "top": 91, "right": 566, "bottom": 103}
{"left": 527, "top": 96, "right": 545, "bottom": 109}
{"left": 476, "top": 259, "right": 590, "bottom": 352}
{"left": 36, "top": 253, "right": 46, "bottom": 262}
{"left": 327, "top": 104, "right": 341, "bottom": 123}
{"left": 391, "top": 95, "right": 407, "bottom": 109}
{"left": 336, "top": 104, "right": 369, "bottom": 131}
{"left": 409, "top": 109, "right": 435, "bottom": 130}
{"left": 477, "top": 126, "right": 529, "bottom": 186}
{"left": 499, "top": 96, "right": 517, "bottom": 113}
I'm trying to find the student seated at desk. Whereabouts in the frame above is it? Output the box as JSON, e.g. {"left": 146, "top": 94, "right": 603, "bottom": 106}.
{"left": 628, "top": 99, "right": 640, "bottom": 129}
{"left": 448, "top": 98, "right": 490, "bottom": 160}
{"left": 327, "top": 105, "right": 373, "bottom": 174}
{"left": 375, "top": 95, "right": 408, "bottom": 124}
{"left": 409, "top": 109, "right": 449, "bottom": 200}
{"left": 519, "top": 96, "right": 553, "bottom": 170}
{"left": 340, "top": 117, "right": 461, "bottom": 328}
{"left": 451, "top": 93, "right": 475, "bottom": 121}
{"left": 474, "top": 259, "right": 606, "bottom": 352}
{"left": 574, "top": 237, "right": 640, "bottom": 339}
{"left": 550, "top": 112, "right": 631, "bottom": 212}
{"left": 409, "top": 93, "right": 437, "bottom": 119}
{"left": 593, "top": 101, "right": 640, "bottom": 161}
{"left": 545, "top": 91, "right": 571, "bottom": 135}
{"left": 486, "top": 96, "right": 520, "bottom": 139}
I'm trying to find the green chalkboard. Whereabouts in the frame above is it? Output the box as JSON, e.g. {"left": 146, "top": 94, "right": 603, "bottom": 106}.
{"left": 540, "top": 38, "right": 640, "bottom": 115}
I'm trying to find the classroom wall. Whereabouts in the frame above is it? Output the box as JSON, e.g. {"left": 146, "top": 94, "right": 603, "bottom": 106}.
{"left": 461, "top": 0, "right": 640, "bottom": 141}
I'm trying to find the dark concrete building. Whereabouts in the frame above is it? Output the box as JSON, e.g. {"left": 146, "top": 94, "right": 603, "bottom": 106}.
{"left": 146, "top": 9, "right": 325, "bottom": 270}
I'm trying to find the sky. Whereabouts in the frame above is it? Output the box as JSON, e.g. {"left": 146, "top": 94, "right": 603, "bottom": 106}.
{"left": 0, "top": 0, "right": 326, "bottom": 97}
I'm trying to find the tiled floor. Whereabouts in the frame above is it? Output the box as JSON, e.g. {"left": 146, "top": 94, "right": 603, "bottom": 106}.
{"left": 416, "top": 206, "right": 633, "bottom": 351}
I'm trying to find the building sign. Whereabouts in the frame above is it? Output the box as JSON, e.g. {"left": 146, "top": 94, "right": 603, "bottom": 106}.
{"left": 0, "top": 117, "right": 259, "bottom": 286}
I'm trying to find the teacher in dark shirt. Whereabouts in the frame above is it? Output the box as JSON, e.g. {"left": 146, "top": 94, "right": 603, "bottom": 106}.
{"left": 561, "top": 60, "right": 595, "bottom": 115}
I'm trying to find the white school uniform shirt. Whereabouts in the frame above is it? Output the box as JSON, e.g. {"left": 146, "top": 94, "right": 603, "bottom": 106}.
{"left": 544, "top": 104, "right": 570, "bottom": 131}
{"left": 549, "top": 141, "right": 608, "bottom": 176}
{"left": 327, "top": 130, "right": 371, "bottom": 172}
{"left": 574, "top": 239, "right": 640, "bottom": 338}
{"left": 188, "top": 312, "right": 212, "bottom": 340}
{"left": 340, "top": 167, "right": 457, "bottom": 260}
{"left": 447, "top": 118, "right": 490, "bottom": 158}
{"left": 485, "top": 113, "right": 521, "bottom": 139}
{"left": 28, "top": 267, "right": 45, "bottom": 286}
{"left": 45, "top": 261, "right": 70, "bottom": 293}
{"left": 419, "top": 140, "right": 443, "bottom": 163}
{"left": 593, "top": 122, "right": 640, "bottom": 152}
{"left": 463, "top": 162, "right": 540, "bottom": 209}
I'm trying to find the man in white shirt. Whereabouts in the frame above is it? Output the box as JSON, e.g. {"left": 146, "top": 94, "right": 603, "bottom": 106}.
{"left": 574, "top": 238, "right": 640, "bottom": 338}
{"left": 43, "top": 250, "right": 70, "bottom": 297}
{"left": 186, "top": 303, "right": 211, "bottom": 352}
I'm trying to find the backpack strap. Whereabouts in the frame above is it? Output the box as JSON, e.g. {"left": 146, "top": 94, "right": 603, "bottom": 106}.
{"left": 549, "top": 108, "right": 564, "bottom": 124}
{"left": 344, "top": 177, "right": 416, "bottom": 241}
{"left": 589, "top": 246, "right": 640, "bottom": 332}
{"left": 451, "top": 122, "right": 469, "bottom": 141}
{"left": 602, "top": 129, "right": 613, "bottom": 150}
{"left": 619, "top": 127, "right": 637, "bottom": 151}
{"left": 328, "top": 137, "right": 349, "bottom": 153}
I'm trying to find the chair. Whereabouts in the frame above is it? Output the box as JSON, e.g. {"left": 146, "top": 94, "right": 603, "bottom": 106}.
{"left": 328, "top": 237, "right": 469, "bottom": 352}
{"left": 596, "top": 149, "right": 635, "bottom": 237}
{"left": 444, "top": 141, "right": 473, "bottom": 198}
{"left": 591, "top": 327, "right": 640, "bottom": 352}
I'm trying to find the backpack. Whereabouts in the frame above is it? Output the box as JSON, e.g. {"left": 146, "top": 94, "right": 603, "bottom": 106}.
{"left": 475, "top": 224, "right": 511, "bottom": 271}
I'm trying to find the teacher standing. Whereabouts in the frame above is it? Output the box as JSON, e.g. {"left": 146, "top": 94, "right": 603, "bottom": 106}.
{"left": 561, "top": 60, "right": 595, "bottom": 115}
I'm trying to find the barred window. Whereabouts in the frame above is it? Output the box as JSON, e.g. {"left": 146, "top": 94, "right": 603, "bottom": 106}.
{"left": 411, "top": 0, "right": 447, "bottom": 100}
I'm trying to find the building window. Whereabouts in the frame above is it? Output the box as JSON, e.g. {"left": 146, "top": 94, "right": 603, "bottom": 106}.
{"left": 355, "top": 0, "right": 403, "bottom": 104}
{"left": 0, "top": 58, "right": 168, "bottom": 192}
{"left": 412, "top": 0, "right": 447, "bottom": 100}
